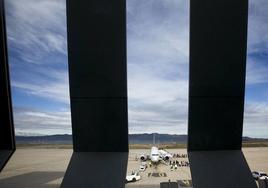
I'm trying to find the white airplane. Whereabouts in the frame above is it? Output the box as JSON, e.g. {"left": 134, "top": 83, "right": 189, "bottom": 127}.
{"left": 139, "top": 134, "right": 173, "bottom": 164}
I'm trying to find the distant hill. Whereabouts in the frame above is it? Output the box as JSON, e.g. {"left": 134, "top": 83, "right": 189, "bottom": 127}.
{"left": 15, "top": 133, "right": 268, "bottom": 145}
{"left": 129, "top": 133, "right": 188, "bottom": 144}
{"left": 242, "top": 136, "right": 268, "bottom": 142}
{"left": 16, "top": 134, "right": 73, "bottom": 144}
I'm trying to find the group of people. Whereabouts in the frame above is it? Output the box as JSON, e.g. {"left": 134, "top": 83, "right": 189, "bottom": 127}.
{"left": 172, "top": 153, "right": 188, "bottom": 158}
{"left": 169, "top": 160, "right": 190, "bottom": 170}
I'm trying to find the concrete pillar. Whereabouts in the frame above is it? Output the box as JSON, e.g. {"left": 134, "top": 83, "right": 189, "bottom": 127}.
{"left": 61, "top": 0, "right": 128, "bottom": 187}
{"left": 67, "top": 0, "right": 128, "bottom": 152}
{"left": 188, "top": 0, "right": 248, "bottom": 151}
{"left": 187, "top": 1, "right": 257, "bottom": 188}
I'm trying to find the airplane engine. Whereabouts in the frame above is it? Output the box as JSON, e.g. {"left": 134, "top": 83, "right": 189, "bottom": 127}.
{"left": 164, "top": 155, "right": 170, "bottom": 161}
{"left": 163, "top": 153, "right": 172, "bottom": 161}
{"left": 140, "top": 155, "right": 147, "bottom": 161}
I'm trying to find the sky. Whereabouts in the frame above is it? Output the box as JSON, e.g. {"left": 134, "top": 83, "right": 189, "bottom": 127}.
{"left": 4, "top": 0, "right": 268, "bottom": 138}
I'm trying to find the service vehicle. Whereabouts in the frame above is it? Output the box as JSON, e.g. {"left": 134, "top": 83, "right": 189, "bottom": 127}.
{"left": 252, "top": 171, "right": 268, "bottom": 180}
{"left": 126, "top": 171, "right": 141, "bottom": 183}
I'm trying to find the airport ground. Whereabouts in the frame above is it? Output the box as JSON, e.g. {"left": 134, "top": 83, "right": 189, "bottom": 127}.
{"left": 0, "top": 147, "right": 267, "bottom": 188}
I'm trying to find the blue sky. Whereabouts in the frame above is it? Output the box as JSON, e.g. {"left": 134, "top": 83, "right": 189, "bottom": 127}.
{"left": 5, "top": 0, "right": 268, "bottom": 138}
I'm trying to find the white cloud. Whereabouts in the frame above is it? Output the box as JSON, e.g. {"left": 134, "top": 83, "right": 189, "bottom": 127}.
{"left": 127, "top": 37, "right": 189, "bottom": 132}
{"left": 243, "top": 102, "right": 268, "bottom": 138}
{"left": 12, "top": 69, "right": 70, "bottom": 104}
{"left": 127, "top": 0, "right": 189, "bottom": 134}
{"left": 246, "top": 58, "right": 268, "bottom": 85}
{"left": 127, "top": 0, "right": 189, "bottom": 66}
{"left": 128, "top": 74, "right": 188, "bottom": 103}
{"left": 245, "top": 0, "right": 268, "bottom": 85}
{"left": 6, "top": 0, "right": 67, "bottom": 63}
{"left": 14, "top": 107, "right": 71, "bottom": 136}
{"left": 247, "top": 0, "right": 268, "bottom": 54}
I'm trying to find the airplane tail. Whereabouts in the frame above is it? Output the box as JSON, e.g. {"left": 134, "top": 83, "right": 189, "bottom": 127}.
{"left": 153, "top": 133, "right": 155, "bottom": 145}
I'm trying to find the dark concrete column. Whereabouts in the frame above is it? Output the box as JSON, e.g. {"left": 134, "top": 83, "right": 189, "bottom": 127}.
{"left": 0, "top": 0, "right": 16, "bottom": 172}
{"left": 188, "top": 0, "right": 248, "bottom": 151}
{"left": 61, "top": 0, "right": 128, "bottom": 187}
{"left": 67, "top": 0, "right": 128, "bottom": 152}
{"left": 188, "top": 1, "right": 257, "bottom": 188}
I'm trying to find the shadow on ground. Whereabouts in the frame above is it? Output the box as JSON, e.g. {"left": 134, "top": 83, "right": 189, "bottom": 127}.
{"left": 0, "top": 171, "right": 64, "bottom": 188}
{"left": 188, "top": 150, "right": 257, "bottom": 188}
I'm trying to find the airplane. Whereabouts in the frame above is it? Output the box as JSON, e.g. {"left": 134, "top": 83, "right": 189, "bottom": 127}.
{"left": 139, "top": 134, "right": 173, "bottom": 164}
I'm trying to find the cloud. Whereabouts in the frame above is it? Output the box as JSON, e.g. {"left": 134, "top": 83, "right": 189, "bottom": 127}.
{"left": 5, "top": 0, "right": 70, "bottom": 104}
{"left": 247, "top": 0, "right": 268, "bottom": 55}
{"left": 246, "top": 58, "right": 268, "bottom": 85}
{"left": 12, "top": 68, "right": 70, "bottom": 104}
{"left": 127, "top": 0, "right": 189, "bottom": 66}
{"left": 14, "top": 107, "right": 71, "bottom": 136}
{"left": 5, "top": 0, "right": 71, "bottom": 135}
{"left": 243, "top": 102, "right": 268, "bottom": 138}
{"left": 5, "top": 0, "right": 67, "bottom": 64}
{"left": 242, "top": 0, "right": 268, "bottom": 138}
{"left": 127, "top": 0, "right": 189, "bottom": 133}
{"left": 128, "top": 98, "right": 188, "bottom": 134}
{"left": 245, "top": 0, "right": 268, "bottom": 85}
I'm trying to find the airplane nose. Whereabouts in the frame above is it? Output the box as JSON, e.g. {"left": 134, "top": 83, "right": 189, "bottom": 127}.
{"left": 152, "top": 157, "right": 158, "bottom": 162}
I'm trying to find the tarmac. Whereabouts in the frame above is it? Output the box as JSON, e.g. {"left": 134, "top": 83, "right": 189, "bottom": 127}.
{"left": 126, "top": 149, "right": 191, "bottom": 187}
{"left": 0, "top": 147, "right": 267, "bottom": 188}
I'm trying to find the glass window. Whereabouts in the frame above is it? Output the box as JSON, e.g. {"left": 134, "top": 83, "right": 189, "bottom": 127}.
{"left": 243, "top": 0, "right": 268, "bottom": 180}
{"left": 127, "top": 0, "right": 191, "bottom": 186}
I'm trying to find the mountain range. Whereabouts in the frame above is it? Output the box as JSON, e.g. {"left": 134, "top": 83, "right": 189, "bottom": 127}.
{"left": 15, "top": 133, "right": 268, "bottom": 145}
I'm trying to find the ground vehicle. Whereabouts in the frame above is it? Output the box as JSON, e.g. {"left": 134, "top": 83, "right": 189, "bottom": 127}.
{"left": 259, "top": 176, "right": 268, "bottom": 180}
{"left": 252, "top": 171, "right": 268, "bottom": 180}
{"left": 126, "top": 171, "right": 141, "bottom": 183}
{"left": 139, "top": 162, "right": 147, "bottom": 172}
{"left": 139, "top": 165, "right": 146, "bottom": 172}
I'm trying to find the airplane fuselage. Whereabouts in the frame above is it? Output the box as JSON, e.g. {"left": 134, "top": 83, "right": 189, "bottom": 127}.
{"left": 150, "top": 146, "right": 160, "bottom": 163}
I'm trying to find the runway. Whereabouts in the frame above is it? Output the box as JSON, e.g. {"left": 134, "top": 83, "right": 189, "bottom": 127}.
{"left": 0, "top": 147, "right": 267, "bottom": 188}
